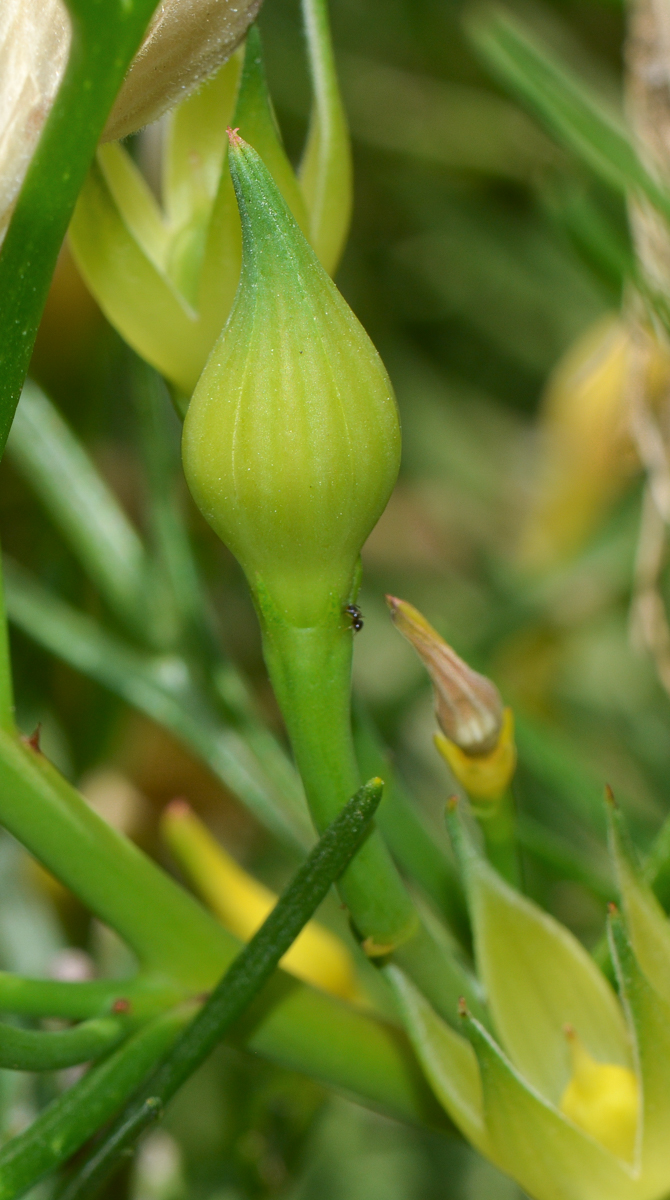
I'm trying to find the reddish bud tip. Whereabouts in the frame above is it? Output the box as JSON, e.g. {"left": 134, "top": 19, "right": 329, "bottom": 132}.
{"left": 607, "top": 901, "right": 619, "bottom": 915}
{"left": 111, "top": 997, "right": 132, "bottom": 1015}
{"left": 227, "top": 125, "right": 242, "bottom": 149}
{"left": 604, "top": 784, "right": 616, "bottom": 807}
{"left": 446, "top": 795, "right": 459, "bottom": 813}
{"left": 457, "top": 996, "right": 468, "bottom": 1018}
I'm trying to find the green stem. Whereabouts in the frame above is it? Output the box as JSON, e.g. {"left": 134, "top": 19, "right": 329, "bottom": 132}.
{"left": 0, "top": 1015, "right": 125, "bottom": 1072}
{"left": 56, "top": 781, "right": 384, "bottom": 1199}
{"left": 0, "top": 554, "right": 14, "bottom": 734}
{"left": 0, "top": 973, "right": 182, "bottom": 1022}
{"left": 0, "top": 729, "right": 448, "bottom": 1129}
{"left": 475, "top": 790, "right": 521, "bottom": 887}
{"left": 261, "top": 618, "right": 416, "bottom": 947}
{"left": 352, "top": 703, "right": 469, "bottom": 946}
{"left": 0, "top": 727, "right": 231, "bottom": 986}
{"left": 0, "top": 1007, "right": 190, "bottom": 1200}
{"left": 0, "top": 0, "right": 162, "bottom": 450}
{"left": 260, "top": 613, "right": 488, "bottom": 1026}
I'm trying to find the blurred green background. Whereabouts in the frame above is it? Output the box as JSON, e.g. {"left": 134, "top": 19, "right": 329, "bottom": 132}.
{"left": 6, "top": 0, "right": 668, "bottom": 1195}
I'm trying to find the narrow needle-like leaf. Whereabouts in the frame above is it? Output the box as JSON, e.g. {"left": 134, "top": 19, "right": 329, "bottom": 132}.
{"left": 57, "top": 779, "right": 383, "bottom": 1199}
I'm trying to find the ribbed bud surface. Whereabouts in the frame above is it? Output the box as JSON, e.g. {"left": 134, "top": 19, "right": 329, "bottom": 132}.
{"left": 182, "top": 132, "right": 401, "bottom": 626}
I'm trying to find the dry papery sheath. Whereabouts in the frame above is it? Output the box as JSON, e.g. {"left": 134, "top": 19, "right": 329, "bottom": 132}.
{"left": 386, "top": 595, "right": 504, "bottom": 755}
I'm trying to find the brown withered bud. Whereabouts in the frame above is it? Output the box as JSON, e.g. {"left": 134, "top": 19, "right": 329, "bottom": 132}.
{"left": 386, "top": 595, "right": 504, "bottom": 755}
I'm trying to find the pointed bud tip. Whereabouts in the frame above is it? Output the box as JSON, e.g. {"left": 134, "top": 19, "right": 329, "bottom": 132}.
{"left": 457, "top": 996, "right": 468, "bottom": 1018}
{"left": 446, "top": 795, "right": 460, "bottom": 814}
{"left": 607, "top": 901, "right": 619, "bottom": 916}
{"left": 227, "top": 125, "right": 243, "bottom": 150}
{"left": 605, "top": 784, "right": 616, "bottom": 807}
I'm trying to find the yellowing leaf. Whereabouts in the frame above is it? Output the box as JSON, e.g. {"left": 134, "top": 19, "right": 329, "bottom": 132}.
{"left": 446, "top": 804, "right": 631, "bottom": 1103}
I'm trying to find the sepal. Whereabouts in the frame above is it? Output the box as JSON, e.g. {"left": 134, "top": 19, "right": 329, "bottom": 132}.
{"left": 384, "top": 965, "right": 490, "bottom": 1154}
{"left": 609, "top": 911, "right": 670, "bottom": 1194}
{"left": 461, "top": 1008, "right": 636, "bottom": 1200}
{"left": 607, "top": 794, "right": 670, "bottom": 1006}
{"left": 445, "top": 801, "right": 631, "bottom": 1103}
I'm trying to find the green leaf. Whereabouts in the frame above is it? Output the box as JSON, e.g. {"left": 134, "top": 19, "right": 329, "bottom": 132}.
{"left": 163, "top": 52, "right": 242, "bottom": 233}
{"left": 0, "top": 0, "right": 163, "bottom": 456}
{"left": 607, "top": 798, "right": 670, "bottom": 1006}
{"left": 97, "top": 143, "right": 169, "bottom": 269}
{"left": 385, "top": 965, "right": 489, "bottom": 1153}
{"left": 299, "top": 0, "right": 353, "bottom": 273}
{"left": 609, "top": 914, "right": 670, "bottom": 1196}
{"left": 3, "top": 558, "right": 314, "bottom": 853}
{"left": 468, "top": 8, "right": 670, "bottom": 225}
{"left": 56, "top": 781, "right": 384, "bottom": 1199}
{"left": 235, "top": 26, "right": 308, "bottom": 235}
{"left": 69, "top": 160, "right": 207, "bottom": 394}
{"left": 7, "top": 382, "right": 151, "bottom": 641}
{"left": 462, "top": 1012, "right": 635, "bottom": 1200}
{"left": 446, "top": 803, "right": 631, "bottom": 1104}
{"left": 197, "top": 25, "right": 311, "bottom": 344}
{"left": 0, "top": 1007, "right": 189, "bottom": 1200}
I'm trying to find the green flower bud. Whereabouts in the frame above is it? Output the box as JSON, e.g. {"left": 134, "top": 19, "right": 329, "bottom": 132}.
{"left": 182, "top": 130, "right": 401, "bottom": 628}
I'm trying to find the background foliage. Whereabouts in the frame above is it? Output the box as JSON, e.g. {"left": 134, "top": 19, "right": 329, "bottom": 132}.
{"left": 4, "top": 0, "right": 661, "bottom": 1196}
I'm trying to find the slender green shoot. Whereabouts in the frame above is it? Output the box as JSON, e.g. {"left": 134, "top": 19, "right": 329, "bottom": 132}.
{"left": 300, "top": 0, "right": 353, "bottom": 273}
{"left": 0, "top": 0, "right": 162, "bottom": 453}
{"left": 56, "top": 780, "right": 383, "bottom": 1200}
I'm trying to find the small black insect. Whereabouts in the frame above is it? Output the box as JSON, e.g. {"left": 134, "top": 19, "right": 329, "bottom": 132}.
{"left": 344, "top": 603, "right": 364, "bottom": 632}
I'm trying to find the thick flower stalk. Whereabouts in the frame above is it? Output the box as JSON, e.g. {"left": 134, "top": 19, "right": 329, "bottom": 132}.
{"left": 0, "top": 0, "right": 260, "bottom": 245}
{"left": 387, "top": 795, "right": 670, "bottom": 1200}
{"left": 182, "top": 131, "right": 411, "bottom": 950}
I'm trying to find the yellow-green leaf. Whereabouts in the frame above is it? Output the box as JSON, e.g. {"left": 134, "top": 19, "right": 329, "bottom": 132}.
{"left": 610, "top": 914, "right": 670, "bottom": 1195}
{"left": 385, "top": 964, "right": 490, "bottom": 1155}
{"left": 446, "top": 804, "right": 631, "bottom": 1103}
{"left": 608, "top": 800, "right": 670, "bottom": 1006}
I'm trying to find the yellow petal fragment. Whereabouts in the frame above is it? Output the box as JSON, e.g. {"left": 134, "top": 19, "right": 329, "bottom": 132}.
{"left": 435, "top": 708, "right": 517, "bottom": 804}
{"left": 560, "top": 1026, "right": 638, "bottom": 1161}
{"left": 161, "top": 800, "right": 360, "bottom": 1001}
